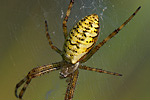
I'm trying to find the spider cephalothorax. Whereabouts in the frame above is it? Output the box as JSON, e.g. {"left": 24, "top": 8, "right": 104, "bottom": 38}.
{"left": 59, "top": 61, "right": 79, "bottom": 78}
{"left": 15, "top": 0, "right": 141, "bottom": 99}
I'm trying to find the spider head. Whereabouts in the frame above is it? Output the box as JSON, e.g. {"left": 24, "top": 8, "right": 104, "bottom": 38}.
{"left": 59, "top": 61, "right": 79, "bottom": 78}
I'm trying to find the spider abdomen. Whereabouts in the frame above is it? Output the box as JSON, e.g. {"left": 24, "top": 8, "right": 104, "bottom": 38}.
{"left": 63, "top": 14, "right": 100, "bottom": 64}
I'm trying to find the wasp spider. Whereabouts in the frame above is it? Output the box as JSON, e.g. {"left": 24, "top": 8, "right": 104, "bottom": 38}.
{"left": 15, "top": 0, "right": 141, "bottom": 100}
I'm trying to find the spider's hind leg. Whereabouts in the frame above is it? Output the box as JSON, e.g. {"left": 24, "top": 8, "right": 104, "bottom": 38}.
{"left": 79, "top": 65, "right": 122, "bottom": 76}
{"left": 80, "top": 6, "right": 141, "bottom": 63}
{"left": 45, "top": 20, "right": 62, "bottom": 55}
{"left": 63, "top": 0, "right": 74, "bottom": 39}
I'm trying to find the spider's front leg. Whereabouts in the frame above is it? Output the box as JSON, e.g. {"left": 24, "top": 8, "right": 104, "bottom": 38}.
{"left": 65, "top": 69, "right": 79, "bottom": 100}
{"left": 15, "top": 63, "right": 60, "bottom": 99}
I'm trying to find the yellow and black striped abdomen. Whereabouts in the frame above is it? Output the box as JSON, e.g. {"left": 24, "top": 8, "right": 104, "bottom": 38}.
{"left": 63, "top": 14, "right": 100, "bottom": 64}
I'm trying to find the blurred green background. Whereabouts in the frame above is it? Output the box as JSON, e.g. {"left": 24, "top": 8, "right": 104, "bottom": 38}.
{"left": 0, "top": 0, "right": 149, "bottom": 100}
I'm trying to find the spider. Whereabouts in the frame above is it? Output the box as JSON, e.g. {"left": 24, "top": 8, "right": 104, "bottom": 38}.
{"left": 15, "top": 0, "right": 141, "bottom": 100}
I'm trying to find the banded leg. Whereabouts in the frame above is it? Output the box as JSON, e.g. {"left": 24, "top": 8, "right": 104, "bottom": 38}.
{"left": 79, "top": 65, "right": 122, "bottom": 76}
{"left": 15, "top": 63, "right": 61, "bottom": 99}
{"left": 81, "top": 6, "right": 141, "bottom": 63}
{"left": 65, "top": 69, "right": 79, "bottom": 100}
{"left": 45, "top": 20, "right": 62, "bottom": 55}
{"left": 63, "top": 0, "right": 74, "bottom": 38}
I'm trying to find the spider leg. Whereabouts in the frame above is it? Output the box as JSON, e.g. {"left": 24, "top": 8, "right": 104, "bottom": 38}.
{"left": 15, "top": 63, "right": 61, "bottom": 99}
{"left": 45, "top": 20, "right": 62, "bottom": 55}
{"left": 63, "top": 0, "right": 74, "bottom": 38}
{"left": 79, "top": 65, "right": 122, "bottom": 76}
{"left": 65, "top": 69, "right": 79, "bottom": 100}
{"left": 81, "top": 6, "right": 141, "bottom": 63}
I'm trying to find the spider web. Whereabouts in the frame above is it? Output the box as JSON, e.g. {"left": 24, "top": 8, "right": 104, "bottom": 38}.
{"left": 0, "top": 0, "right": 146, "bottom": 100}
{"left": 2, "top": 0, "right": 119, "bottom": 100}
{"left": 36, "top": 0, "right": 121, "bottom": 100}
